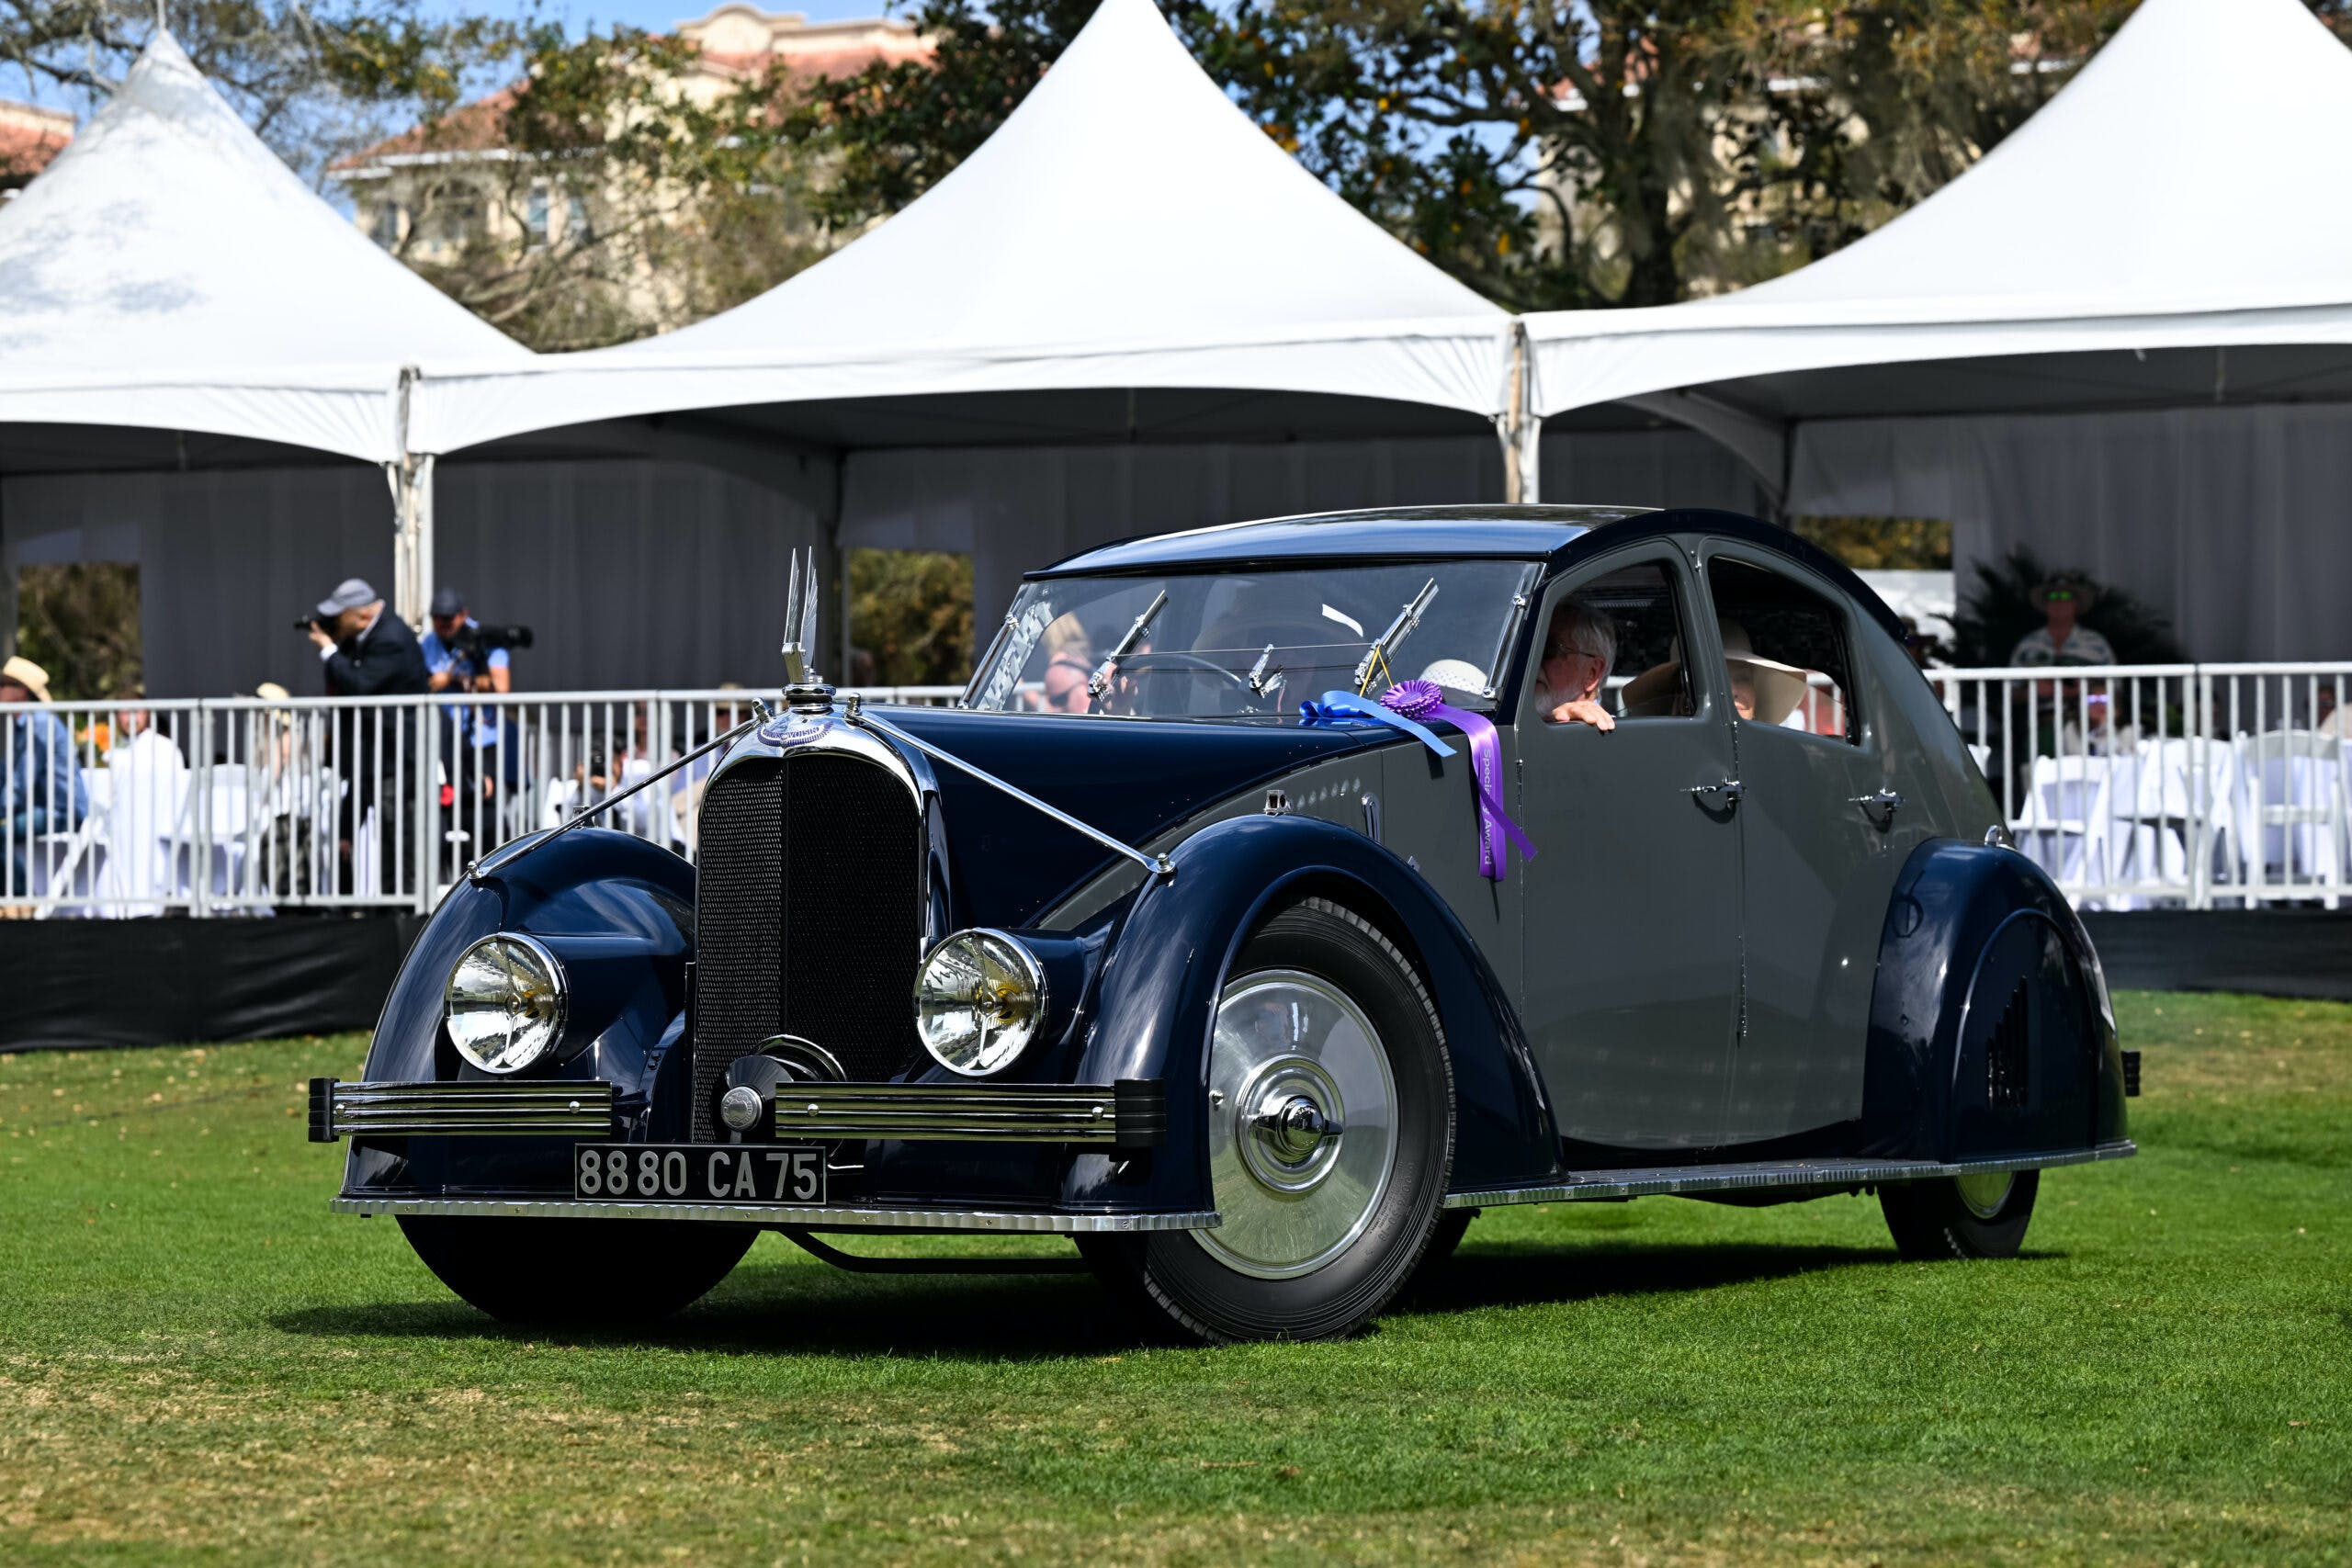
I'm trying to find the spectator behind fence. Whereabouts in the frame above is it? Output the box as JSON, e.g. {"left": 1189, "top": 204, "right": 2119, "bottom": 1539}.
{"left": 421, "top": 586, "right": 513, "bottom": 697}
{"left": 1, "top": 655, "right": 85, "bottom": 903}
{"left": 308, "top": 578, "right": 428, "bottom": 894}
{"left": 311, "top": 579, "right": 429, "bottom": 699}
{"left": 2009, "top": 570, "right": 2115, "bottom": 670}
{"left": 254, "top": 680, "right": 318, "bottom": 896}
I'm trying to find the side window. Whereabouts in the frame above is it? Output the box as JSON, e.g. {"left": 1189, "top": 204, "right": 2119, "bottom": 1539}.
{"left": 1528, "top": 560, "right": 1695, "bottom": 726}
{"left": 1705, "top": 558, "right": 1860, "bottom": 744}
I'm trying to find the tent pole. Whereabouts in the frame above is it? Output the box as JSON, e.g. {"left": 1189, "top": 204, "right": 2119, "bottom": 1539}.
{"left": 411, "top": 455, "right": 436, "bottom": 626}
{"left": 389, "top": 366, "right": 429, "bottom": 627}
{"left": 1498, "top": 321, "right": 1539, "bottom": 504}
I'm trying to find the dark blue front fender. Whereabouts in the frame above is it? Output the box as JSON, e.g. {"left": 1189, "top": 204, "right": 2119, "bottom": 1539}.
{"left": 345, "top": 829, "right": 695, "bottom": 1194}
{"left": 1061, "top": 814, "right": 1558, "bottom": 1213}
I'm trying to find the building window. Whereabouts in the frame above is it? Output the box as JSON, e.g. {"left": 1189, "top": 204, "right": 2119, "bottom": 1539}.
{"left": 564, "top": 193, "right": 590, "bottom": 244}
{"left": 526, "top": 183, "right": 550, "bottom": 245}
{"left": 374, "top": 200, "right": 405, "bottom": 249}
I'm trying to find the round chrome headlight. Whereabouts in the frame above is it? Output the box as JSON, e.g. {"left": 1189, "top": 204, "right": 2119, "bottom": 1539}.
{"left": 913, "top": 929, "right": 1046, "bottom": 1077}
{"left": 445, "top": 933, "right": 567, "bottom": 1075}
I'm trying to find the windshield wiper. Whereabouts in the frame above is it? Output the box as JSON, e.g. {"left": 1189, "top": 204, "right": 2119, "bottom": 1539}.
{"left": 1350, "top": 577, "right": 1439, "bottom": 693}
{"left": 1089, "top": 588, "right": 1169, "bottom": 699}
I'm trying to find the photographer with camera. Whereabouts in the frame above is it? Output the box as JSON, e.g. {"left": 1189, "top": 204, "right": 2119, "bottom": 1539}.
{"left": 303, "top": 578, "right": 428, "bottom": 897}
{"left": 422, "top": 587, "right": 528, "bottom": 695}
{"left": 421, "top": 588, "right": 535, "bottom": 873}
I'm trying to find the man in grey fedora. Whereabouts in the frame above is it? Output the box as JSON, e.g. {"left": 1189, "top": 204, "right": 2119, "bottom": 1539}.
{"left": 307, "top": 579, "right": 428, "bottom": 895}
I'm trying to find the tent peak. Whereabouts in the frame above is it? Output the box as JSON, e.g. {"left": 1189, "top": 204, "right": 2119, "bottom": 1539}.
{"left": 611, "top": 0, "right": 1498, "bottom": 364}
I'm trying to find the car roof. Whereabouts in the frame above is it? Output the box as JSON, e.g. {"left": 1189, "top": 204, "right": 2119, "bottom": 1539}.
{"left": 1028, "top": 505, "right": 1649, "bottom": 575}
{"left": 1029, "top": 503, "right": 1905, "bottom": 642}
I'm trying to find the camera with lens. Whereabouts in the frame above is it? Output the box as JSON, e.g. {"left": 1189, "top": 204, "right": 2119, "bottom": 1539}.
{"left": 447, "top": 623, "right": 534, "bottom": 665}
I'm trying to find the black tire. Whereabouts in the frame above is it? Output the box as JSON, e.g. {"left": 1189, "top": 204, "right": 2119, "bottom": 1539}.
{"left": 1419, "top": 1208, "right": 1476, "bottom": 1272}
{"left": 1879, "top": 1168, "right": 2041, "bottom": 1260}
{"left": 1089, "top": 897, "right": 1453, "bottom": 1343}
{"left": 398, "top": 1215, "right": 757, "bottom": 1324}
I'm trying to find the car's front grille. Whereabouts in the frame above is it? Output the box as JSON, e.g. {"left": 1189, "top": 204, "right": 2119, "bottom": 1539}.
{"left": 692, "top": 750, "right": 925, "bottom": 1140}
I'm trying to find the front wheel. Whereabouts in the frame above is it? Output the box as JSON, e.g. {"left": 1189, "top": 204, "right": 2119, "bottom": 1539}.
{"left": 1880, "top": 1168, "right": 2041, "bottom": 1260}
{"left": 398, "top": 1215, "right": 757, "bottom": 1324}
{"left": 1090, "top": 897, "right": 1454, "bottom": 1343}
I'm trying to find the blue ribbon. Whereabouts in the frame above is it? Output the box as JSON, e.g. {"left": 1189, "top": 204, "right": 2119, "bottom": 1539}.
{"left": 1298, "top": 691, "right": 1456, "bottom": 757}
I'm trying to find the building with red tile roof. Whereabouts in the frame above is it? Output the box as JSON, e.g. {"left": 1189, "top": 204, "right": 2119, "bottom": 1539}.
{"left": 0, "top": 99, "right": 73, "bottom": 196}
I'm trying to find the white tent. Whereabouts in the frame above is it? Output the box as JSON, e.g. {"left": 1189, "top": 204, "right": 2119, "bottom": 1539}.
{"left": 1520, "top": 0, "right": 2352, "bottom": 659}
{"left": 0, "top": 31, "right": 524, "bottom": 462}
{"left": 0, "top": 30, "right": 529, "bottom": 641}
{"left": 409, "top": 0, "right": 1513, "bottom": 459}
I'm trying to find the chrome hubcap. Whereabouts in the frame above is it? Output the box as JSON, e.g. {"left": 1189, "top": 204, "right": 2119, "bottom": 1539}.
{"left": 1200, "top": 971, "right": 1396, "bottom": 1280}
{"left": 1954, "top": 1169, "right": 2015, "bottom": 1220}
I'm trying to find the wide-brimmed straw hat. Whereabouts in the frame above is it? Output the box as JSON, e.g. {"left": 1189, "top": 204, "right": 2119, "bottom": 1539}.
{"left": 1, "top": 655, "right": 51, "bottom": 702}
{"left": 2030, "top": 570, "right": 2101, "bottom": 613}
{"left": 1621, "top": 621, "right": 1812, "bottom": 726}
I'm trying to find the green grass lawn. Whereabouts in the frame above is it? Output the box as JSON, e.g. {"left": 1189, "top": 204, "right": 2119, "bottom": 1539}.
{"left": 1, "top": 990, "right": 2346, "bottom": 1565}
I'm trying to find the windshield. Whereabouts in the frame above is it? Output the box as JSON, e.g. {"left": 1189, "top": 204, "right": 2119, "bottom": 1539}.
{"left": 967, "top": 561, "right": 1542, "bottom": 718}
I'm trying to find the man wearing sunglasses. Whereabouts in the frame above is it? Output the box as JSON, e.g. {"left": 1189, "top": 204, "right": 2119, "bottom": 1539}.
{"left": 2009, "top": 570, "right": 2115, "bottom": 670}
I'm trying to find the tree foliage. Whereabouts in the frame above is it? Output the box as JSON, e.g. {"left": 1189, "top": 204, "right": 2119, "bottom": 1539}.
{"left": 0, "top": 0, "right": 514, "bottom": 175}
{"left": 391, "top": 25, "right": 831, "bottom": 350}
{"left": 848, "top": 549, "right": 973, "bottom": 688}
{"left": 1792, "top": 515, "right": 1951, "bottom": 571}
{"left": 793, "top": 0, "right": 2352, "bottom": 310}
{"left": 15, "top": 563, "right": 142, "bottom": 702}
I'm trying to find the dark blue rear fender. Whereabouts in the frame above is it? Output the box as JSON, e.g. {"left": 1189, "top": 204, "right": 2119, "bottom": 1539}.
{"left": 345, "top": 829, "right": 695, "bottom": 1193}
{"left": 1862, "top": 839, "right": 2127, "bottom": 1161}
{"left": 1061, "top": 814, "right": 1557, "bottom": 1213}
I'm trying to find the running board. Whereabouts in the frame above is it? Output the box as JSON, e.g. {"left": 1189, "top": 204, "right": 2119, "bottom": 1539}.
{"left": 1442, "top": 1140, "right": 2137, "bottom": 1210}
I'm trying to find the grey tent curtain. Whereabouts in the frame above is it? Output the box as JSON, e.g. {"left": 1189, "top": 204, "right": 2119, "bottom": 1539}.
{"left": 5, "top": 427, "right": 1765, "bottom": 694}
{"left": 1790, "top": 401, "right": 2352, "bottom": 662}
{"left": 3, "top": 458, "right": 829, "bottom": 696}
{"left": 842, "top": 428, "right": 1765, "bottom": 656}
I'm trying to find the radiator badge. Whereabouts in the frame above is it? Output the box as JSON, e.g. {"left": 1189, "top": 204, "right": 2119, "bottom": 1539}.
{"left": 759, "top": 712, "right": 831, "bottom": 749}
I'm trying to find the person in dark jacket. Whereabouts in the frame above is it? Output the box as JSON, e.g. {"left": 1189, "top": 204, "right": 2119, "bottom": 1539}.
{"left": 307, "top": 579, "right": 428, "bottom": 896}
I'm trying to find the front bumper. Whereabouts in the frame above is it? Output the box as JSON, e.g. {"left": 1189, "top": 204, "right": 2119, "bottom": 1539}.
{"left": 330, "top": 1193, "right": 1216, "bottom": 1232}
{"left": 310, "top": 1076, "right": 1168, "bottom": 1148}
{"left": 310, "top": 1078, "right": 616, "bottom": 1141}
{"left": 319, "top": 1075, "right": 1193, "bottom": 1231}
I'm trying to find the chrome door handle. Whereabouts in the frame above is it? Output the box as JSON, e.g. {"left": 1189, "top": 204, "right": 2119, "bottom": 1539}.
{"left": 1690, "top": 778, "right": 1744, "bottom": 807}
{"left": 1852, "top": 787, "right": 1903, "bottom": 826}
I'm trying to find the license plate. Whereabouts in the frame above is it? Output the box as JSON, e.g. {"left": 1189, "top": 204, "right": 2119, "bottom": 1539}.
{"left": 571, "top": 1143, "right": 827, "bottom": 1206}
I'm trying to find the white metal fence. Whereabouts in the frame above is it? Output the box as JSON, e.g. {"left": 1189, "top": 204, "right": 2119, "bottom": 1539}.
{"left": 1927, "top": 664, "right": 2352, "bottom": 910}
{"left": 0, "top": 687, "right": 961, "bottom": 919}
{"left": 3, "top": 668, "right": 2347, "bottom": 916}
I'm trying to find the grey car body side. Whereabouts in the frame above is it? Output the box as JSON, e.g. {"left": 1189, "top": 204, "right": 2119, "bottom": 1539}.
{"left": 1042, "top": 509, "right": 2080, "bottom": 1188}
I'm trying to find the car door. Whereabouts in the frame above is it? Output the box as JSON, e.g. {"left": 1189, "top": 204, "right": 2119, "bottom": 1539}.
{"left": 1516, "top": 545, "right": 1744, "bottom": 1158}
{"left": 1702, "top": 547, "right": 1908, "bottom": 1147}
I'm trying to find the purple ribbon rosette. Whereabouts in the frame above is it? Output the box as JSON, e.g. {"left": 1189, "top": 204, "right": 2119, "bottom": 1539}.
{"left": 1298, "top": 681, "right": 1535, "bottom": 882}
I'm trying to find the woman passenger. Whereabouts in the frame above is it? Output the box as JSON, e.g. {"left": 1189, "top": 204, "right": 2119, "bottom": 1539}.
{"left": 1036, "top": 613, "right": 1095, "bottom": 714}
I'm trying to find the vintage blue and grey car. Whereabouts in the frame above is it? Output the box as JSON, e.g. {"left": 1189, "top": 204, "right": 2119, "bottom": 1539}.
{"left": 314, "top": 506, "right": 2137, "bottom": 1342}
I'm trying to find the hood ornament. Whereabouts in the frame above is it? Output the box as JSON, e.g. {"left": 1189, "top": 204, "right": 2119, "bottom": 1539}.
{"left": 776, "top": 548, "right": 834, "bottom": 718}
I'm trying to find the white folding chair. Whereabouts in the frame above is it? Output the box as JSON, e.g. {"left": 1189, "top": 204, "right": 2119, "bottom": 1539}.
{"left": 2013, "top": 755, "right": 2116, "bottom": 897}
{"left": 2241, "top": 730, "right": 2346, "bottom": 905}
